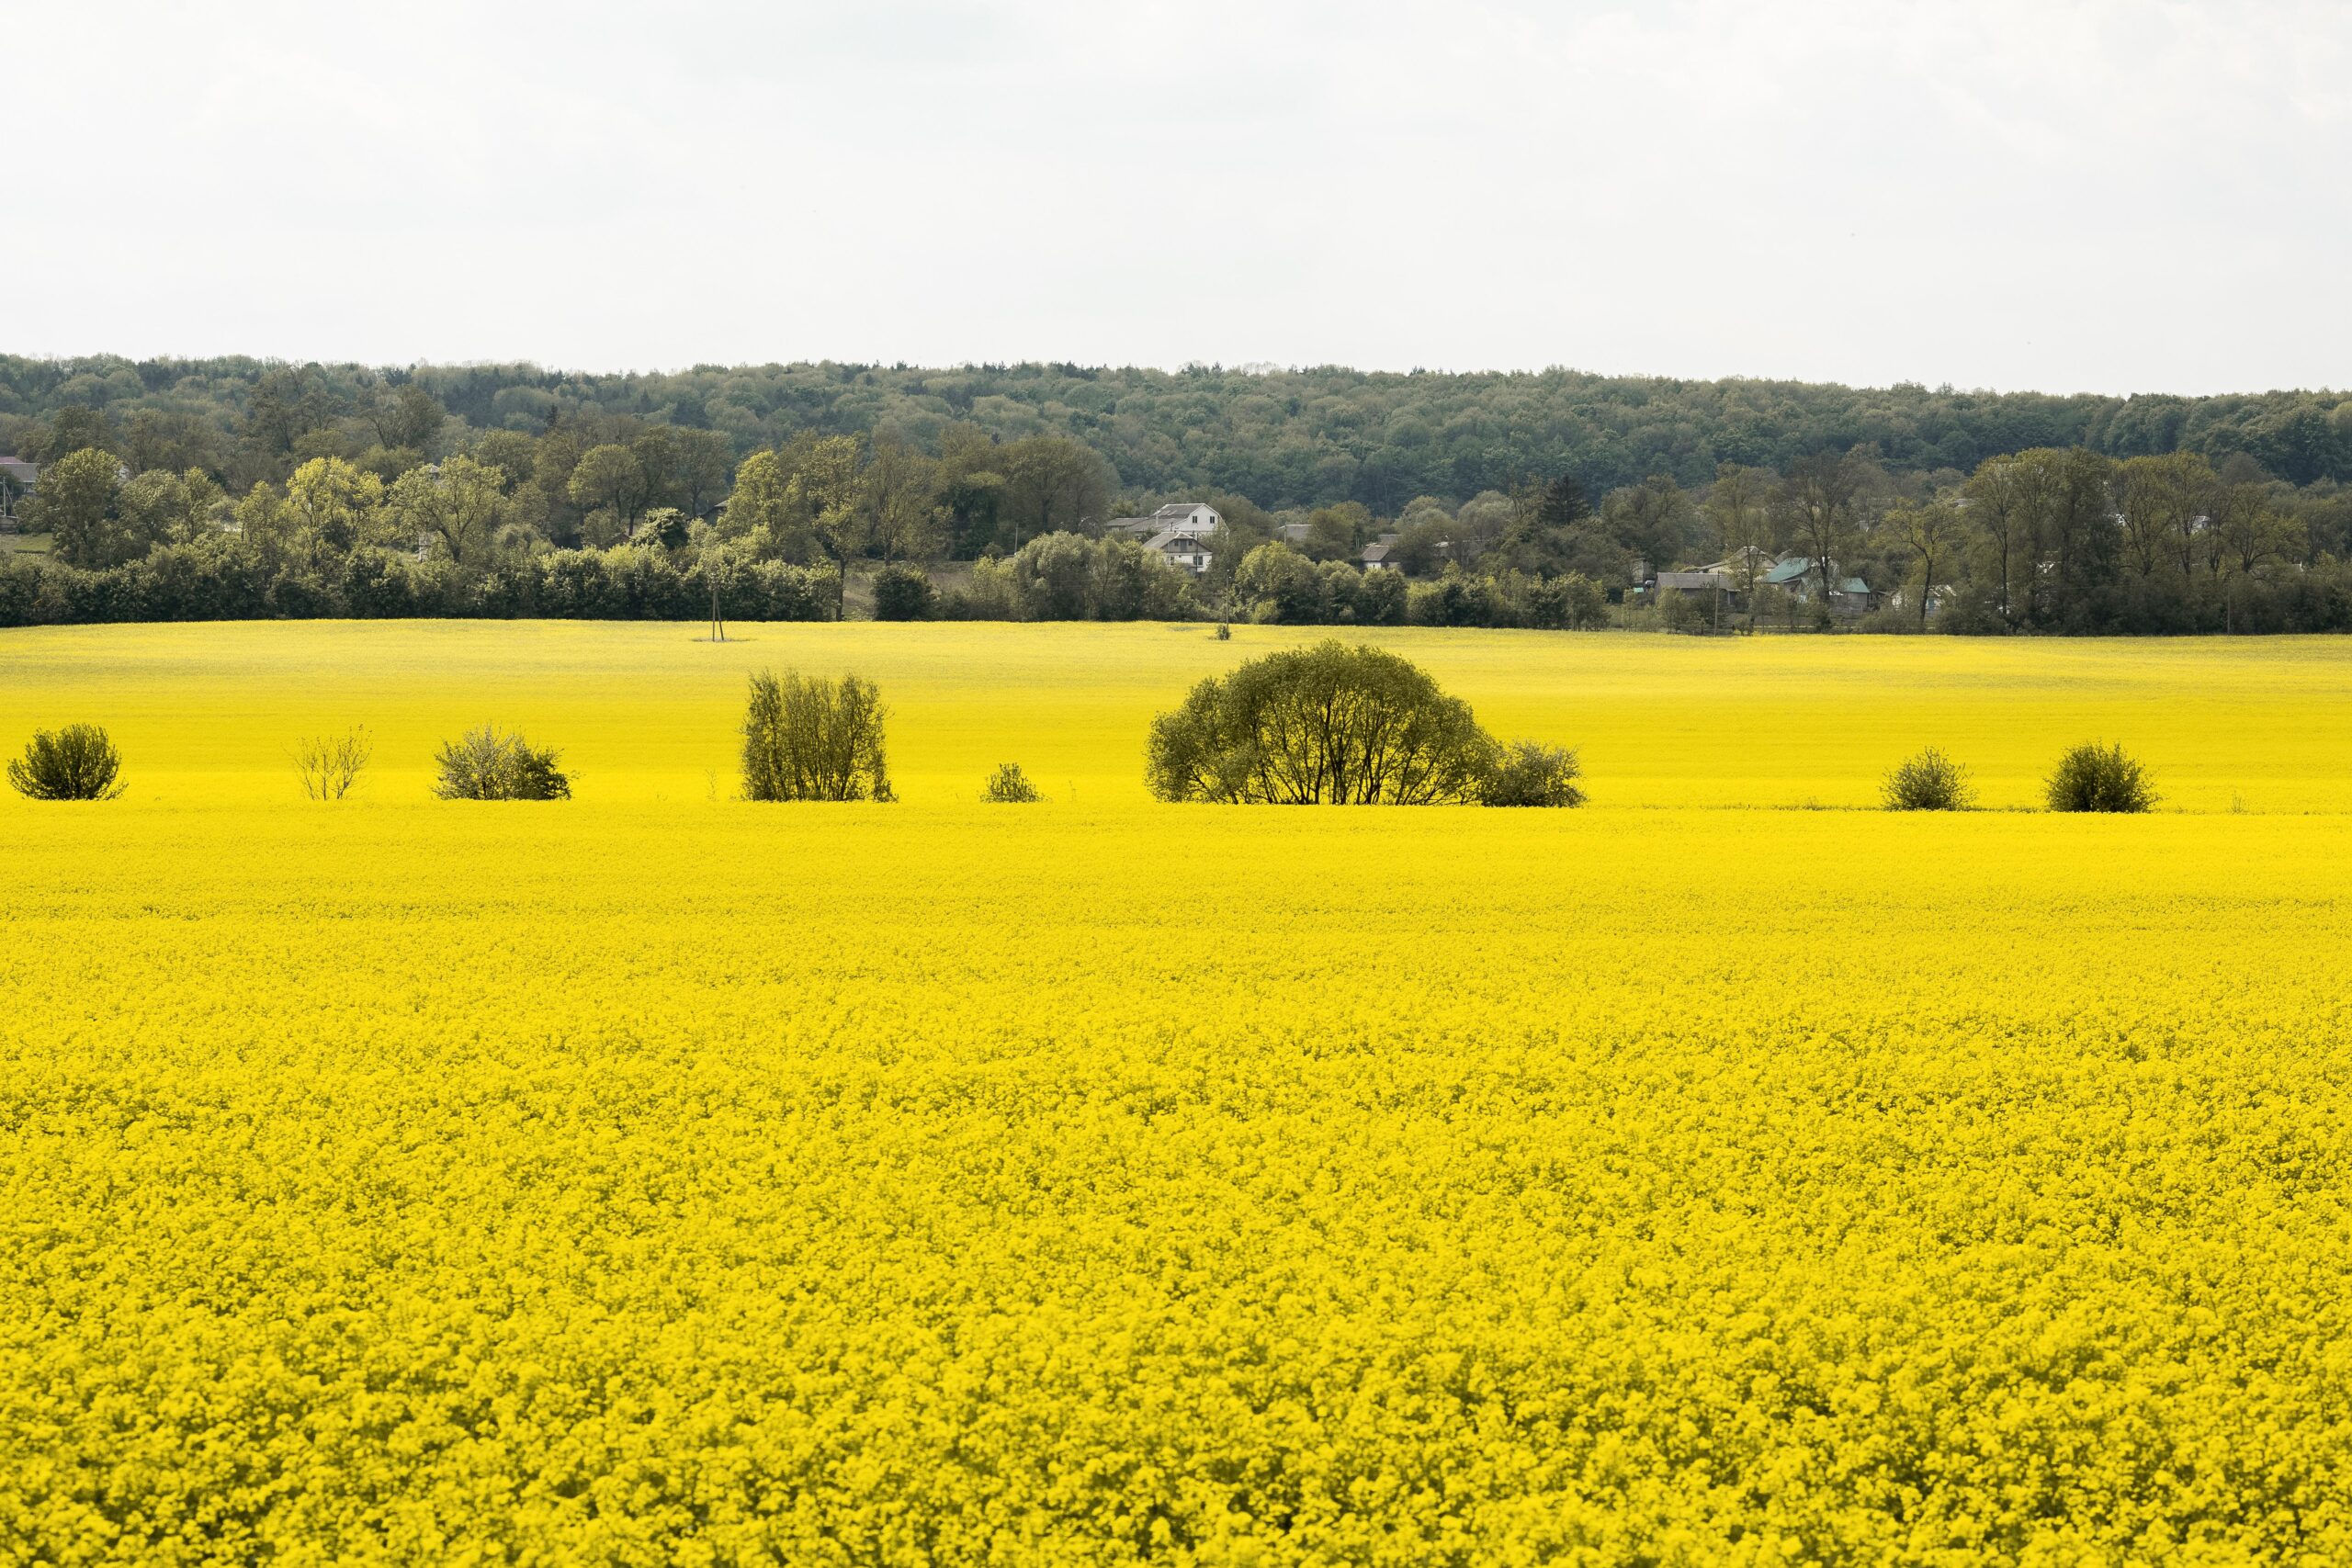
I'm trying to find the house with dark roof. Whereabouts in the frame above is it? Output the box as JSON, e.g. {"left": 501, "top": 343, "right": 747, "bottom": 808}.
{"left": 1144, "top": 528, "right": 1213, "bottom": 574}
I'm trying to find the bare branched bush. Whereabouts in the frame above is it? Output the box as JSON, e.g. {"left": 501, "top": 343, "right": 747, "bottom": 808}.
{"left": 981, "top": 762, "right": 1045, "bottom": 803}
{"left": 432, "top": 726, "right": 571, "bottom": 801}
{"left": 741, "top": 671, "right": 895, "bottom": 802}
{"left": 1883, "top": 747, "right": 1975, "bottom": 811}
{"left": 294, "top": 727, "right": 373, "bottom": 800}
{"left": 6, "top": 724, "right": 127, "bottom": 801}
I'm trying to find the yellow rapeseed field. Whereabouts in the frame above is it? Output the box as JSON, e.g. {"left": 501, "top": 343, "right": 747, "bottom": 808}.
{"left": 4, "top": 623, "right": 2352, "bottom": 1566}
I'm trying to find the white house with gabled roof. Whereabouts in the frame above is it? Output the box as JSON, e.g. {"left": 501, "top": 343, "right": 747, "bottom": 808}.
{"left": 1105, "top": 502, "right": 1222, "bottom": 540}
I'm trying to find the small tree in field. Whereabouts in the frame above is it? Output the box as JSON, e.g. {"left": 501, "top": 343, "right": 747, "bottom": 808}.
{"left": 2046, "top": 743, "right": 2156, "bottom": 813}
{"left": 294, "top": 727, "right": 373, "bottom": 800}
{"left": 1146, "top": 640, "right": 1581, "bottom": 807}
{"left": 741, "top": 670, "right": 895, "bottom": 801}
{"left": 7, "top": 724, "right": 127, "bottom": 800}
{"left": 1882, "top": 747, "right": 1974, "bottom": 811}
{"left": 433, "top": 727, "right": 571, "bottom": 800}
{"left": 981, "top": 762, "right": 1044, "bottom": 803}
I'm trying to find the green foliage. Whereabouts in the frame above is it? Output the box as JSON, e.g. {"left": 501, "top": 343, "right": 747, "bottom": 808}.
{"left": 6, "top": 724, "right": 127, "bottom": 800}
{"left": 28, "top": 448, "right": 136, "bottom": 569}
{"left": 741, "top": 671, "right": 894, "bottom": 803}
{"left": 869, "top": 563, "right": 935, "bottom": 621}
{"left": 2046, "top": 743, "right": 2157, "bottom": 813}
{"left": 1655, "top": 587, "right": 1712, "bottom": 634}
{"left": 1523, "top": 572, "right": 1606, "bottom": 629}
{"left": 0, "top": 541, "right": 836, "bottom": 627}
{"left": 1883, "top": 747, "right": 1976, "bottom": 811}
{"left": 22, "top": 355, "right": 2350, "bottom": 508}
{"left": 949, "top": 533, "right": 1198, "bottom": 623}
{"left": 9, "top": 355, "right": 2352, "bottom": 636}
{"left": 1232, "top": 542, "right": 1332, "bottom": 624}
{"left": 980, "top": 762, "right": 1045, "bottom": 804}
{"left": 1146, "top": 641, "right": 1500, "bottom": 805}
{"left": 1408, "top": 568, "right": 1503, "bottom": 627}
{"left": 1480, "top": 741, "right": 1587, "bottom": 807}
{"left": 432, "top": 727, "right": 571, "bottom": 801}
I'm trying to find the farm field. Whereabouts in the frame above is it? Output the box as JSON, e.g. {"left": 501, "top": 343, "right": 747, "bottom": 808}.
{"left": 4, "top": 624, "right": 2352, "bottom": 1565}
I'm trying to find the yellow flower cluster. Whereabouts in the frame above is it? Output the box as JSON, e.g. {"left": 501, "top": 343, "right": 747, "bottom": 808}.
{"left": 3, "top": 624, "right": 2351, "bottom": 1564}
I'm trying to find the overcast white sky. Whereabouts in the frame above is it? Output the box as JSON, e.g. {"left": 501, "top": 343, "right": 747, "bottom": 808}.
{"left": 7, "top": 1, "right": 2347, "bottom": 393}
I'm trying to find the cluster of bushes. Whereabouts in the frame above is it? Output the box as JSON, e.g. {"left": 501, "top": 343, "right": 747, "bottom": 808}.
{"left": 6, "top": 646, "right": 2168, "bottom": 816}
{"left": 0, "top": 541, "right": 835, "bottom": 626}
{"left": 10, "top": 645, "right": 1585, "bottom": 811}
{"left": 906, "top": 534, "right": 1204, "bottom": 623}
{"left": 432, "top": 727, "right": 572, "bottom": 800}
{"left": 1882, "top": 742, "right": 2159, "bottom": 813}
{"left": 865, "top": 533, "right": 1614, "bottom": 630}
{"left": 3, "top": 719, "right": 573, "bottom": 803}
{"left": 1229, "top": 545, "right": 1612, "bottom": 629}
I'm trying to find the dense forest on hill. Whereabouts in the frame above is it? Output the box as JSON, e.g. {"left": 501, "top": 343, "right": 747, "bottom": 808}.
{"left": 6, "top": 355, "right": 2351, "bottom": 506}
{"left": 5, "top": 354, "right": 2351, "bottom": 636}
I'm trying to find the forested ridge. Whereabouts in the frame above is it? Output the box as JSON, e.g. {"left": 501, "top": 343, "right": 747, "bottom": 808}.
{"left": 6, "top": 354, "right": 2352, "bottom": 637}
{"left": 6, "top": 354, "right": 2351, "bottom": 505}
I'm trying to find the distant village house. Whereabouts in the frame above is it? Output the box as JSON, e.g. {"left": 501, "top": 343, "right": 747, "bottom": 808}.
{"left": 0, "top": 457, "right": 35, "bottom": 525}
{"left": 1762, "top": 557, "right": 1879, "bottom": 615}
{"left": 1102, "top": 502, "right": 1224, "bottom": 575}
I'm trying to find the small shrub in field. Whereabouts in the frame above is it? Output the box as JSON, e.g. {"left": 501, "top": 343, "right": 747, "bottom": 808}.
{"left": 981, "top": 763, "right": 1045, "bottom": 803}
{"left": 433, "top": 726, "right": 571, "bottom": 800}
{"left": 2046, "top": 742, "right": 2156, "bottom": 813}
{"left": 1883, "top": 747, "right": 1974, "bottom": 811}
{"left": 870, "top": 564, "right": 935, "bottom": 622}
{"left": 1481, "top": 741, "right": 1587, "bottom": 807}
{"left": 6, "top": 724, "right": 126, "bottom": 800}
{"left": 1214, "top": 623, "right": 1232, "bottom": 641}
{"left": 294, "top": 727, "right": 373, "bottom": 800}
{"left": 741, "top": 670, "right": 895, "bottom": 802}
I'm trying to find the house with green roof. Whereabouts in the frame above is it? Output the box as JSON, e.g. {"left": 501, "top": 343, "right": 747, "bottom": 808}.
{"left": 1761, "top": 556, "right": 1878, "bottom": 615}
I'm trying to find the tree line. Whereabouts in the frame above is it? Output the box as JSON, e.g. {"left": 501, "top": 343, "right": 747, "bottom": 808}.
{"left": 8, "top": 354, "right": 2352, "bottom": 512}
{"left": 4, "top": 356, "right": 2350, "bottom": 634}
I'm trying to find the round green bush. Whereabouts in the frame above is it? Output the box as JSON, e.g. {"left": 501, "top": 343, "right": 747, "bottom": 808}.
{"left": 2045, "top": 743, "right": 2156, "bottom": 813}
{"left": 7, "top": 724, "right": 127, "bottom": 801}
{"left": 1883, "top": 747, "right": 1975, "bottom": 811}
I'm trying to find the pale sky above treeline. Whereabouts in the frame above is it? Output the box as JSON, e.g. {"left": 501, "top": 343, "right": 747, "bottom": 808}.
{"left": 11, "top": 0, "right": 2347, "bottom": 395}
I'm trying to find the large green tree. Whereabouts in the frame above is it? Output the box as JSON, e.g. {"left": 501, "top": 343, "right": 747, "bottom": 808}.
{"left": 567, "top": 444, "right": 650, "bottom": 540}
{"left": 31, "top": 447, "right": 131, "bottom": 568}
{"left": 388, "top": 455, "right": 506, "bottom": 566}
{"left": 1002, "top": 435, "right": 1109, "bottom": 547}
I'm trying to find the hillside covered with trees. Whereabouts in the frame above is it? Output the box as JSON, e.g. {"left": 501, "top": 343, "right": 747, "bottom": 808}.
{"left": 4, "top": 354, "right": 2350, "bottom": 635}
{"left": 8, "top": 355, "right": 2352, "bottom": 505}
